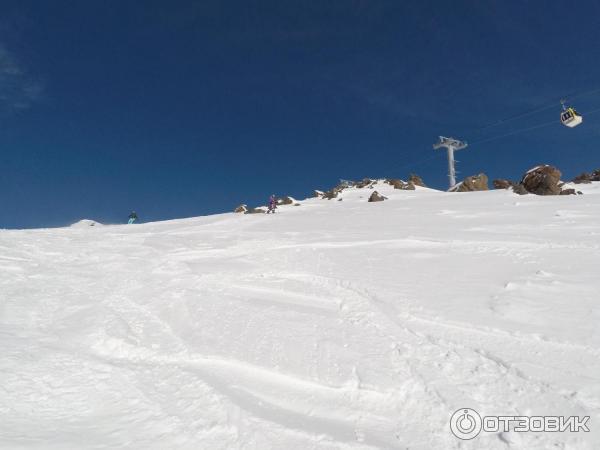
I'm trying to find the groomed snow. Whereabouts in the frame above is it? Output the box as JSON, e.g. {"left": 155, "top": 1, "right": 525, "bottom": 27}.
{"left": 1, "top": 181, "right": 599, "bottom": 449}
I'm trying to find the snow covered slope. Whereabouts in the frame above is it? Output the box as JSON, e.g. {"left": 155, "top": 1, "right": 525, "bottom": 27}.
{"left": 1, "top": 181, "right": 600, "bottom": 449}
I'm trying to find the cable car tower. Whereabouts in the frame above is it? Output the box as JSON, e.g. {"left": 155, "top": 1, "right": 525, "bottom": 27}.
{"left": 433, "top": 136, "right": 468, "bottom": 189}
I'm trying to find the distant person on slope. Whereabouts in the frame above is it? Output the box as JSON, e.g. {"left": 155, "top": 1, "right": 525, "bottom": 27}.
{"left": 267, "top": 195, "right": 277, "bottom": 214}
{"left": 128, "top": 211, "right": 138, "bottom": 224}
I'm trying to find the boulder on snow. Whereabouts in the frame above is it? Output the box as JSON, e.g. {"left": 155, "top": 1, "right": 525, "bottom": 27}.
{"left": 451, "top": 173, "right": 489, "bottom": 192}
{"left": 234, "top": 204, "right": 248, "bottom": 213}
{"left": 356, "top": 178, "right": 375, "bottom": 189}
{"left": 322, "top": 189, "right": 340, "bottom": 200}
{"left": 559, "top": 188, "right": 578, "bottom": 196}
{"left": 312, "top": 190, "right": 324, "bottom": 198}
{"left": 71, "top": 219, "right": 102, "bottom": 228}
{"left": 277, "top": 196, "right": 295, "bottom": 205}
{"left": 368, "top": 191, "right": 387, "bottom": 202}
{"left": 408, "top": 173, "right": 426, "bottom": 187}
{"left": 512, "top": 184, "right": 529, "bottom": 195}
{"left": 337, "top": 180, "right": 355, "bottom": 189}
{"left": 244, "top": 207, "right": 266, "bottom": 214}
{"left": 572, "top": 173, "right": 592, "bottom": 184}
{"left": 493, "top": 179, "right": 513, "bottom": 190}
{"left": 572, "top": 169, "right": 600, "bottom": 184}
{"left": 321, "top": 180, "right": 351, "bottom": 200}
{"left": 385, "top": 178, "right": 415, "bottom": 190}
{"left": 521, "top": 165, "right": 562, "bottom": 195}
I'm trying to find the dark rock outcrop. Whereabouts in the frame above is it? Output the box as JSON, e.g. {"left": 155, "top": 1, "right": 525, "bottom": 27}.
{"left": 368, "top": 191, "right": 387, "bottom": 202}
{"left": 521, "top": 165, "right": 562, "bottom": 195}
{"left": 234, "top": 204, "right": 248, "bottom": 213}
{"left": 493, "top": 179, "right": 513, "bottom": 189}
{"left": 572, "top": 169, "right": 600, "bottom": 184}
{"left": 337, "top": 180, "right": 354, "bottom": 189}
{"left": 322, "top": 189, "right": 340, "bottom": 200}
{"left": 356, "top": 178, "right": 375, "bottom": 189}
{"left": 277, "top": 196, "right": 294, "bottom": 205}
{"left": 452, "top": 173, "right": 489, "bottom": 192}
{"left": 512, "top": 184, "right": 529, "bottom": 195}
{"left": 559, "top": 188, "right": 577, "bottom": 195}
{"left": 385, "top": 179, "right": 415, "bottom": 190}
{"left": 244, "top": 207, "right": 266, "bottom": 214}
{"left": 321, "top": 180, "right": 353, "bottom": 199}
{"left": 572, "top": 173, "right": 592, "bottom": 184}
{"left": 408, "top": 174, "right": 426, "bottom": 187}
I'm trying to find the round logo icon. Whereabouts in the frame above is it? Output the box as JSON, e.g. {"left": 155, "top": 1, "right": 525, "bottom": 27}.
{"left": 450, "top": 408, "right": 482, "bottom": 440}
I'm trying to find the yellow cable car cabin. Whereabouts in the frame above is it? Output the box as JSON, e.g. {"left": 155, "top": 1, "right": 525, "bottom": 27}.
{"left": 560, "top": 106, "right": 583, "bottom": 128}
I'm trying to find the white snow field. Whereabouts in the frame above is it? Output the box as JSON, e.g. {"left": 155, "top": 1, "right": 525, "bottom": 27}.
{"left": 1, "top": 181, "right": 600, "bottom": 449}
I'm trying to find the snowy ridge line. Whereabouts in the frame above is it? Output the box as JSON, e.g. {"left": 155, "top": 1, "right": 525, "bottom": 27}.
{"left": 1, "top": 178, "right": 599, "bottom": 449}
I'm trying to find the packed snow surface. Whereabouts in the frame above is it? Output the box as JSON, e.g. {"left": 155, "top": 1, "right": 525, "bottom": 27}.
{"left": 2, "top": 182, "right": 600, "bottom": 449}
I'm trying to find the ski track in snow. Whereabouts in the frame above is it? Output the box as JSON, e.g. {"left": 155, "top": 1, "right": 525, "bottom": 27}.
{"left": 1, "top": 182, "right": 600, "bottom": 449}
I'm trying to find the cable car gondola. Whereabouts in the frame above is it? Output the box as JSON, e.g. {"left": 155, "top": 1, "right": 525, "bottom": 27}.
{"left": 560, "top": 100, "right": 583, "bottom": 128}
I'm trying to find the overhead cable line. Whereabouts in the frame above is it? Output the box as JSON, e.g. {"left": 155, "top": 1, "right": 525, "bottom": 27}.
{"left": 470, "top": 104, "right": 600, "bottom": 146}
{"left": 469, "top": 86, "right": 600, "bottom": 135}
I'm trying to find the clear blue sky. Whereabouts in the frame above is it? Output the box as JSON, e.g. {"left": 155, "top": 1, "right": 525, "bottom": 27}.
{"left": 1, "top": 1, "right": 600, "bottom": 228}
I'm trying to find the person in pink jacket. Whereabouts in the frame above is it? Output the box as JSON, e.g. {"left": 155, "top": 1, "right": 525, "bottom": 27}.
{"left": 267, "top": 195, "right": 277, "bottom": 214}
